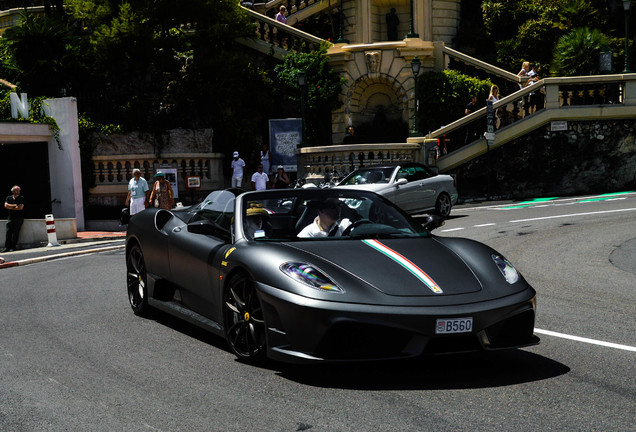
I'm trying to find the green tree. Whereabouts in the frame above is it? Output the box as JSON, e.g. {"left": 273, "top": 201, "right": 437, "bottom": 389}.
{"left": 478, "top": 0, "right": 621, "bottom": 75}
{"left": 417, "top": 70, "right": 493, "bottom": 134}
{"left": 275, "top": 43, "right": 345, "bottom": 146}
{"left": 552, "top": 27, "right": 611, "bottom": 76}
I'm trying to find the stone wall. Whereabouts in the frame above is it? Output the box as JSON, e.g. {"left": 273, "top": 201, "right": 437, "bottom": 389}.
{"left": 91, "top": 128, "right": 214, "bottom": 156}
{"left": 452, "top": 120, "right": 636, "bottom": 199}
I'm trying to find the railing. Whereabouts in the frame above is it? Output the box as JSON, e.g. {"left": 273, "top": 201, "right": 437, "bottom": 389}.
{"left": 240, "top": 6, "right": 325, "bottom": 55}
{"left": 298, "top": 143, "right": 423, "bottom": 179}
{"left": 0, "top": 5, "right": 45, "bottom": 33}
{"left": 424, "top": 73, "right": 636, "bottom": 171}
{"left": 91, "top": 153, "right": 224, "bottom": 195}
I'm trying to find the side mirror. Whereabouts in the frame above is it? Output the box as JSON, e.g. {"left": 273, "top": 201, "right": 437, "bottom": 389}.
{"left": 422, "top": 215, "right": 445, "bottom": 231}
{"left": 395, "top": 178, "right": 408, "bottom": 186}
{"left": 188, "top": 220, "right": 230, "bottom": 242}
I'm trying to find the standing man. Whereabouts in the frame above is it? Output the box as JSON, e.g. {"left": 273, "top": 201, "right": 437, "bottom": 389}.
{"left": 231, "top": 151, "right": 246, "bottom": 188}
{"left": 251, "top": 164, "right": 269, "bottom": 191}
{"left": 2, "top": 185, "right": 25, "bottom": 252}
{"left": 125, "top": 168, "right": 149, "bottom": 216}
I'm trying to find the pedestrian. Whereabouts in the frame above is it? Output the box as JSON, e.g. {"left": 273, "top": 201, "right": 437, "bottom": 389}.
{"left": 2, "top": 185, "right": 25, "bottom": 252}
{"left": 231, "top": 151, "right": 246, "bottom": 188}
{"left": 464, "top": 95, "right": 478, "bottom": 144}
{"left": 260, "top": 144, "right": 271, "bottom": 174}
{"left": 465, "top": 95, "right": 477, "bottom": 115}
{"left": 518, "top": 61, "right": 530, "bottom": 76}
{"left": 526, "top": 65, "right": 541, "bottom": 114}
{"left": 487, "top": 85, "right": 501, "bottom": 129}
{"left": 342, "top": 126, "right": 357, "bottom": 144}
{"left": 125, "top": 168, "right": 149, "bottom": 216}
{"left": 275, "top": 5, "right": 287, "bottom": 24}
{"left": 251, "top": 164, "right": 269, "bottom": 191}
{"left": 149, "top": 172, "right": 174, "bottom": 210}
{"left": 273, "top": 165, "right": 290, "bottom": 189}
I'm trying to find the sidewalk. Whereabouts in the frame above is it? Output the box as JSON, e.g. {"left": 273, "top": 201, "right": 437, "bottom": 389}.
{"left": 0, "top": 220, "right": 126, "bottom": 269}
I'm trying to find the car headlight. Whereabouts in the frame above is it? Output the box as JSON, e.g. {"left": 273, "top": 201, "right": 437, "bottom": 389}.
{"left": 491, "top": 254, "right": 519, "bottom": 284}
{"left": 280, "top": 262, "right": 344, "bottom": 293}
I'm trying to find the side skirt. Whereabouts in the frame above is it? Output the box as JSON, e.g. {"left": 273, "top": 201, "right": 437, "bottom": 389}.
{"left": 148, "top": 298, "right": 225, "bottom": 337}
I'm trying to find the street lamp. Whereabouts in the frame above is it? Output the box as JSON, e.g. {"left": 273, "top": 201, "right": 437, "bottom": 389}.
{"left": 409, "top": 57, "right": 421, "bottom": 136}
{"left": 297, "top": 70, "right": 307, "bottom": 148}
{"left": 406, "top": 0, "right": 419, "bottom": 38}
{"left": 335, "top": 0, "right": 349, "bottom": 44}
{"left": 623, "top": 0, "right": 632, "bottom": 73}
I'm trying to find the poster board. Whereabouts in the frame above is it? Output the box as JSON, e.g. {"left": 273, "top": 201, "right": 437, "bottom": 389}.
{"left": 269, "top": 118, "right": 302, "bottom": 172}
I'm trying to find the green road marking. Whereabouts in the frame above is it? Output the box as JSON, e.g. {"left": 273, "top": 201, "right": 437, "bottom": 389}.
{"left": 500, "top": 191, "right": 635, "bottom": 209}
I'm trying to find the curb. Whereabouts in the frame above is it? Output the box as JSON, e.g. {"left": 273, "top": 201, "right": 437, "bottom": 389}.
{"left": 0, "top": 244, "right": 126, "bottom": 269}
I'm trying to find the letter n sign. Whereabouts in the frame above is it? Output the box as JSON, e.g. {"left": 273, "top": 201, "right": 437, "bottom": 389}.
{"left": 10, "top": 93, "right": 30, "bottom": 119}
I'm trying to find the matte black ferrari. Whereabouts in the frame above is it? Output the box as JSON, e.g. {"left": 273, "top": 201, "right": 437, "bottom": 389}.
{"left": 126, "top": 188, "right": 539, "bottom": 364}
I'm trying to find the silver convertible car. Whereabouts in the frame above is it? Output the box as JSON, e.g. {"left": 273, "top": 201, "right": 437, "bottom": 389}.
{"left": 335, "top": 162, "right": 458, "bottom": 217}
{"left": 126, "top": 187, "right": 538, "bottom": 364}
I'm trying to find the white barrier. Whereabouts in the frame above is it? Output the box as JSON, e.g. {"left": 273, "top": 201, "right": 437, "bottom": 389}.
{"left": 45, "top": 214, "right": 61, "bottom": 247}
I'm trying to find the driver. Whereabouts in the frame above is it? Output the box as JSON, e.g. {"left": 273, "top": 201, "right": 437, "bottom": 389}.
{"left": 297, "top": 198, "right": 351, "bottom": 238}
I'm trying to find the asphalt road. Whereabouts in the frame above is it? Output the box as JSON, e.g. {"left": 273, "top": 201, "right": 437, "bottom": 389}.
{"left": 1, "top": 192, "right": 634, "bottom": 431}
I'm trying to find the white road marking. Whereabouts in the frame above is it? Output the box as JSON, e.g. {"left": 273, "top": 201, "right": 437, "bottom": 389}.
{"left": 510, "top": 207, "right": 636, "bottom": 223}
{"left": 535, "top": 328, "right": 636, "bottom": 352}
{"left": 440, "top": 227, "right": 465, "bottom": 232}
{"left": 474, "top": 223, "right": 496, "bottom": 227}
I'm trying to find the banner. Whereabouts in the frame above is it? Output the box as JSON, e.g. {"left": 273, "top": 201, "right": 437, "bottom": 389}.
{"left": 269, "top": 118, "right": 302, "bottom": 172}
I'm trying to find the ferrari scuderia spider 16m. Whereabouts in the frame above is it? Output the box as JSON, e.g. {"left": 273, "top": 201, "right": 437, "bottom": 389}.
{"left": 126, "top": 188, "right": 539, "bottom": 364}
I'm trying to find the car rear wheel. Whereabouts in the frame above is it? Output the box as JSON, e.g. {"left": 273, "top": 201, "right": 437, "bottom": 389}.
{"left": 435, "top": 193, "right": 452, "bottom": 217}
{"left": 223, "top": 273, "right": 267, "bottom": 363}
{"left": 126, "top": 243, "right": 150, "bottom": 316}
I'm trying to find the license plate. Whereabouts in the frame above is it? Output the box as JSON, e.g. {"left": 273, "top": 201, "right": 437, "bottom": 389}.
{"left": 435, "top": 317, "right": 473, "bottom": 334}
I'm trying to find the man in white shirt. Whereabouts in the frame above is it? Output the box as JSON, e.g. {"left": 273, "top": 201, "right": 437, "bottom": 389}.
{"left": 298, "top": 199, "right": 352, "bottom": 238}
{"left": 125, "top": 168, "right": 149, "bottom": 215}
{"left": 231, "top": 151, "right": 246, "bottom": 188}
{"left": 251, "top": 164, "right": 269, "bottom": 190}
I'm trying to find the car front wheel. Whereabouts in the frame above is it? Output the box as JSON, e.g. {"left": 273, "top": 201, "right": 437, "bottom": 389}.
{"left": 223, "top": 273, "right": 267, "bottom": 363}
{"left": 435, "top": 193, "right": 452, "bottom": 217}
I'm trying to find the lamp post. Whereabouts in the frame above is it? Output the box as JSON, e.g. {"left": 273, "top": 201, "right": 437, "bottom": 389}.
{"left": 335, "top": 0, "right": 349, "bottom": 44}
{"left": 298, "top": 70, "right": 307, "bottom": 148}
{"left": 623, "top": 0, "right": 632, "bottom": 73}
{"left": 406, "top": 0, "right": 419, "bottom": 38}
{"left": 409, "top": 56, "right": 421, "bottom": 136}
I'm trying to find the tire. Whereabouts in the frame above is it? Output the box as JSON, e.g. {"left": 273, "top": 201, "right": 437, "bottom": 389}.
{"left": 223, "top": 273, "right": 267, "bottom": 363}
{"left": 126, "top": 243, "right": 151, "bottom": 316}
{"left": 435, "top": 193, "right": 452, "bottom": 218}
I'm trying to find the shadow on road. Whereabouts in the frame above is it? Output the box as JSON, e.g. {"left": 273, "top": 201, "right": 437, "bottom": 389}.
{"left": 277, "top": 349, "right": 569, "bottom": 390}
{"left": 150, "top": 308, "right": 569, "bottom": 391}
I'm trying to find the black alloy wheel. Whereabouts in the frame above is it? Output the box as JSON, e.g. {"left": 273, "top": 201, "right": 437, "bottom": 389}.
{"left": 126, "top": 243, "right": 150, "bottom": 316}
{"left": 223, "top": 273, "right": 267, "bottom": 363}
{"left": 435, "top": 193, "right": 452, "bottom": 218}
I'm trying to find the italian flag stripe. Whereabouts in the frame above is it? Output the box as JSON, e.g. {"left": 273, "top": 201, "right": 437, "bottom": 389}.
{"left": 362, "top": 239, "right": 443, "bottom": 294}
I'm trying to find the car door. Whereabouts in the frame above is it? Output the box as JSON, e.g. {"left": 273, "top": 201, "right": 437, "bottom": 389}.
{"left": 391, "top": 166, "right": 422, "bottom": 212}
{"left": 168, "top": 191, "right": 236, "bottom": 320}
{"left": 411, "top": 165, "right": 438, "bottom": 211}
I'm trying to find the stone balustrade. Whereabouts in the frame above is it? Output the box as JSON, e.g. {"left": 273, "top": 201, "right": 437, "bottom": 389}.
{"left": 89, "top": 153, "right": 225, "bottom": 206}
{"left": 297, "top": 143, "right": 424, "bottom": 181}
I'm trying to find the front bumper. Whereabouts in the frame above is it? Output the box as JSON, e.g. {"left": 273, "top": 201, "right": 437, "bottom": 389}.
{"left": 257, "top": 283, "right": 539, "bottom": 364}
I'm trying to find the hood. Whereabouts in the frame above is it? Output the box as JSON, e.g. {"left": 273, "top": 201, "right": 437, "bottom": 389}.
{"left": 285, "top": 238, "right": 482, "bottom": 297}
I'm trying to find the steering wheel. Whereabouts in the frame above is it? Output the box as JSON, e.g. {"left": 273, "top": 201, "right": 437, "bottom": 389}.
{"left": 342, "top": 218, "right": 373, "bottom": 236}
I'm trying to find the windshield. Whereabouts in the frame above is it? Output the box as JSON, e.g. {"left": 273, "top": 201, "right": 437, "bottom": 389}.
{"left": 338, "top": 167, "right": 395, "bottom": 185}
{"left": 240, "top": 189, "right": 429, "bottom": 241}
{"left": 190, "top": 190, "right": 236, "bottom": 231}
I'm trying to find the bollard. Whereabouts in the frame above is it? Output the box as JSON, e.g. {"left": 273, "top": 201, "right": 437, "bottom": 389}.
{"left": 45, "top": 214, "right": 61, "bottom": 247}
